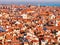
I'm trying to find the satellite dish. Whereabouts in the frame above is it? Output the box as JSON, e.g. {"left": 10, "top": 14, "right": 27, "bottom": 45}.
{"left": 0, "top": 26, "right": 6, "bottom": 32}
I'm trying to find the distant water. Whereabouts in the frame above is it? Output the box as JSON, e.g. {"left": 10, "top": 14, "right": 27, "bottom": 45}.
{"left": 40, "top": 2, "right": 60, "bottom": 6}
{"left": 18, "top": 2, "right": 60, "bottom": 6}
{"left": 29, "top": 2, "right": 60, "bottom": 6}
{"left": 17, "top": 2, "right": 60, "bottom": 6}
{"left": 0, "top": 2, "right": 60, "bottom": 6}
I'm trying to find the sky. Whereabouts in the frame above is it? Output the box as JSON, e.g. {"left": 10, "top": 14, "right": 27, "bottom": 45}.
{"left": 0, "top": 0, "right": 59, "bottom": 2}
{"left": 0, "top": 0, "right": 60, "bottom": 3}
{"left": 40, "top": 0, "right": 60, "bottom": 2}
